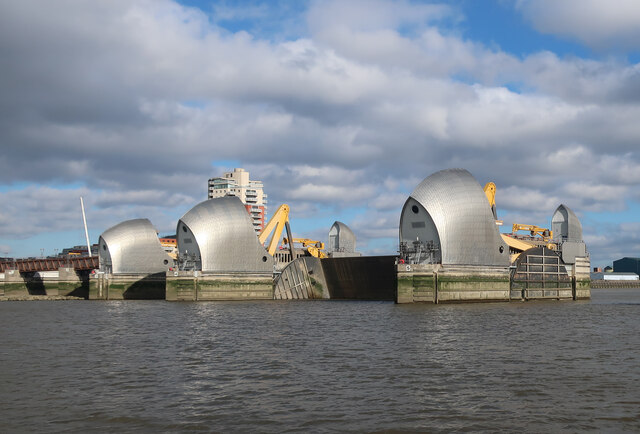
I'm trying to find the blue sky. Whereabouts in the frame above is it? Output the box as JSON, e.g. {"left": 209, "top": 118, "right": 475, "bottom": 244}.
{"left": 1, "top": 0, "right": 640, "bottom": 267}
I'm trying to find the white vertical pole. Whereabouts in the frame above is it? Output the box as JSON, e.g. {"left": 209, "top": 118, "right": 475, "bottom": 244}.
{"left": 80, "top": 196, "right": 92, "bottom": 257}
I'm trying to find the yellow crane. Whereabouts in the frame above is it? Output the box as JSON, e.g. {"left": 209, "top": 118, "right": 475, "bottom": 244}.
{"left": 283, "top": 238, "right": 327, "bottom": 259}
{"left": 258, "top": 204, "right": 294, "bottom": 256}
{"left": 483, "top": 182, "right": 502, "bottom": 224}
{"left": 483, "top": 181, "right": 556, "bottom": 261}
{"left": 258, "top": 204, "right": 327, "bottom": 259}
{"left": 511, "top": 223, "right": 553, "bottom": 241}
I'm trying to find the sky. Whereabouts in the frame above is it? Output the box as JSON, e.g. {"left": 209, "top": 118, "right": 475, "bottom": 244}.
{"left": 1, "top": 0, "right": 640, "bottom": 268}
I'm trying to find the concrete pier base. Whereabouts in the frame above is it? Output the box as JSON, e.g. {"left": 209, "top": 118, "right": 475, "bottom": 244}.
{"left": 396, "top": 264, "right": 510, "bottom": 304}
{"left": 396, "top": 264, "right": 437, "bottom": 303}
{"left": 573, "top": 256, "right": 591, "bottom": 300}
{"left": 1, "top": 268, "right": 89, "bottom": 298}
{"left": 89, "top": 272, "right": 166, "bottom": 300}
{"left": 165, "top": 271, "right": 273, "bottom": 301}
{"left": 437, "top": 266, "right": 511, "bottom": 302}
{"left": 2, "top": 270, "right": 28, "bottom": 297}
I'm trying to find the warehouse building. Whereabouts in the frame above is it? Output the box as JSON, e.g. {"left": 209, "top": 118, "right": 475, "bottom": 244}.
{"left": 613, "top": 257, "right": 640, "bottom": 274}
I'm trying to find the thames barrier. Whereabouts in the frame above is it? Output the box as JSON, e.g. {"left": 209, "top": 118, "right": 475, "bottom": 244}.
{"left": 0, "top": 168, "right": 590, "bottom": 302}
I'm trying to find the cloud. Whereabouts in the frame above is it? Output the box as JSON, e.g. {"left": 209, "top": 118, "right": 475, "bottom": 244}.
{"left": 289, "top": 183, "right": 376, "bottom": 204}
{"left": 0, "top": 0, "right": 638, "bottom": 260}
{"left": 516, "top": 0, "right": 640, "bottom": 50}
{"left": 584, "top": 222, "right": 640, "bottom": 267}
{"left": 0, "top": 185, "right": 187, "bottom": 241}
{"left": 371, "top": 192, "right": 409, "bottom": 211}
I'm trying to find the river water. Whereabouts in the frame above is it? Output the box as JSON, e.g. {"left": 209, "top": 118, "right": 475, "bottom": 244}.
{"left": 1, "top": 289, "right": 639, "bottom": 433}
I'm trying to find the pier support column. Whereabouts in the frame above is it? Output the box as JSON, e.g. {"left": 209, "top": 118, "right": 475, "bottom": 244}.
{"left": 56, "top": 268, "right": 89, "bottom": 298}
{"left": 573, "top": 256, "right": 591, "bottom": 300}
{"left": 2, "top": 270, "right": 29, "bottom": 297}
{"left": 436, "top": 266, "right": 510, "bottom": 302}
{"left": 396, "top": 264, "right": 437, "bottom": 303}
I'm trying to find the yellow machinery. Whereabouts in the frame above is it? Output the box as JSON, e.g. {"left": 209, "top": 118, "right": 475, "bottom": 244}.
{"left": 483, "top": 182, "right": 502, "bottom": 224}
{"left": 484, "top": 181, "right": 556, "bottom": 262}
{"left": 502, "top": 226, "right": 557, "bottom": 263}
{"left": 283, "top": 238, "right": 327, "bottom": 259}
{"left": 258, "top": 204, "right": 327, "bottom": 259}
{"left": 258, "top": 204, "right": 294, "bottom": 256}
{"left": 500, "top": 234, "right": 537, "bottom": 263}
{"left": 159, "top": 238, "right": 178, "bottom": 260}
{"left": 511, "top": 224, "right": 553, "bottom": 242}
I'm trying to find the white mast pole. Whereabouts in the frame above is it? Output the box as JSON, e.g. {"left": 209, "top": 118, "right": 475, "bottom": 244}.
{"left": 80, "top": 197, "right": 92, "bottom": 257}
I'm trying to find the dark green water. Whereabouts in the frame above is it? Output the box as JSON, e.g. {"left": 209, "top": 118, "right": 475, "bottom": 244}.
{"left": 1, "top": 289, "right": 639, "bottom": 433}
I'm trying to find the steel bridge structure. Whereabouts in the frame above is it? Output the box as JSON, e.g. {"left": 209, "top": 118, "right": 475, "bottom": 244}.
{"left": 0, "top": 256, "right": 98, "bottom": 273}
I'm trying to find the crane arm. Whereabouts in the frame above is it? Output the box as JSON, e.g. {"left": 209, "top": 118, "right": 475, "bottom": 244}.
{"left": 258, "top": 204, "right": 290, "bottom": 256}
{"left": 483, "top": 182, "right": 499, "bottom": 221}
{"left": 483, "top": 182, "right": 496, "bottom": 208}
{"left": 258, "top": 204, "right": 327, "bottom": 259}
{"left": 511, "top": 223, "right": 553, "bottom": 240}
{"left": 283, "top": 238, "right": 325, "bottom": 249}
{"left": 282, "top": 237, "right": 327, "bottom": 258}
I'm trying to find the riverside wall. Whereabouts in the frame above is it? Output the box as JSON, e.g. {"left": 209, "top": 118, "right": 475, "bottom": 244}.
{"left": 590, "top": 280, "right": 639, "bottom": 289}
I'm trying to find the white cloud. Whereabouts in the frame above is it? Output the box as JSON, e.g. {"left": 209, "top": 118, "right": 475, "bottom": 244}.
{"left": 371, "top": 192, "right": 409, "bottom": 211}
{"left": 308, "top": 0, "right": 454, "bottom": 34}
{"left": 584, "top": 221, "right": 640, "bottom": 267}
{"left": 289, "top": 183, "right": 376, "bottom": 203}
{"left": 0, "top": 0, "right": 639, "bottom": 258}
{"left": 517, "top": 0, "right": 640, "bottom": 50}
{"left": 497, "top": 186, "right": 562, "bottom": 214}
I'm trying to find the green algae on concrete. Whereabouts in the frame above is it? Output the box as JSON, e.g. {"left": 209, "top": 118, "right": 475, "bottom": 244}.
{"left": 396, "top": 274, "right": 415, "bottom": 304}
{"left": 396, "top": 264, "right": 510, "bottom": 304}
{"left": 2, "top": 283, "right": 29, "bottom": 297}
{"left": 166, "top": 271, "right": 273, "bottom": 301}
{"left": 574, "top": 278, "right": 591, "bottom": 300}
{"left": 309, "top": 276, "right": 325, "bottom": 299}
{"left": 396, "top": 264, "right": 437, "bottom": 304}
{"left": 1, "top": 268, "right": 89, "bottom": 299}
{"left": 90, "top": 273, "right": 166, "bottom": 300}
{"left": 435, "top": 266, "right": 510, "bottom": 303}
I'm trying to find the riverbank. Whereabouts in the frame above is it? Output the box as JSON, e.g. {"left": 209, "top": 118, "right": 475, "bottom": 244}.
{"left": 0, "top": 295, "right": 84, "bottom": 302}
{"left": 590, "top": 281, "right": 640, "bottom": 289}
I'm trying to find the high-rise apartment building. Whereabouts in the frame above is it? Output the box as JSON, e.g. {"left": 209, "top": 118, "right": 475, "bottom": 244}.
{"left": 207, "top": 168, "right": 267, "bottom": 232}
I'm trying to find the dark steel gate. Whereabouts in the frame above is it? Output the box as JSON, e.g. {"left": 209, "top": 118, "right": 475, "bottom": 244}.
{"left": 511, "top": 246, "right": 573, "bottom": 300}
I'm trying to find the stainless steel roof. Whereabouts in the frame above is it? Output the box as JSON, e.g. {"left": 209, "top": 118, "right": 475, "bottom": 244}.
{"left": 401, "top": 168, "right": 509, "bottom": 266}
{"left": 98, "top": 218, "right": 173, "bottom": 274}
{"left": 552, "top": 204, "right": 583, "bottom": 242}
{"left": 328, "top": 221, "right": 356, "bottom": 253}
{"left": 177, "top": 196, "right": 274, "bottom": 273}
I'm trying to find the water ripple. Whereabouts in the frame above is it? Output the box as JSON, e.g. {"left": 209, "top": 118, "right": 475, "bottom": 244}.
{"left": 1, "top": 289, "right": 640, "bottom": 432}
